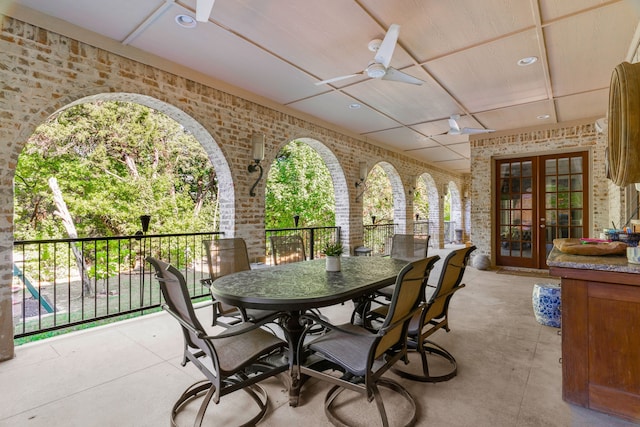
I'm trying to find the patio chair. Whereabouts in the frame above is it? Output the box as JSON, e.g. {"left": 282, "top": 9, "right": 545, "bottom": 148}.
{"left": 270, "top": 235, "right": 306, "bottom": 265}
{"left": 297, "top": 256, "right": 440, "bottom": 427}
{"left": 375, "top": 234, "right": 432, "bottom": 301}
{"left": 146, "top": 256, "right": 289, "bottom": 427}
{"left": 201, "top": 238, "right": 276, "bottom": 327}
{"left": 390, "top": 245, "right": 476, "bottom": 382}
{"left": 390, "top": 234, "right": 430, "bottom": 261}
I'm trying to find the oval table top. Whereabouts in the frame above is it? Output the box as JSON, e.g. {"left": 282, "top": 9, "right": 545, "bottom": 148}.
{"left": 210, "top": 256, "right": 409, "bottom": 311}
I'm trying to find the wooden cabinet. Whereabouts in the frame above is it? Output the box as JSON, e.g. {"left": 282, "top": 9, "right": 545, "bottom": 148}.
{"left": 549, "top": 266, "right": 640, "bottom": 422}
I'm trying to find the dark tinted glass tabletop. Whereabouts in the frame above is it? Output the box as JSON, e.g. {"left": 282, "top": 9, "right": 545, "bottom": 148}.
{"left": 211, "top": 256, "right": 409, "bottom": 311}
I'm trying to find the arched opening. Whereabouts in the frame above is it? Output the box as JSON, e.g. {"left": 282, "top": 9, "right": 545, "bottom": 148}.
{"left": 414, "top": 173, "right": 439, "bottom": 242}
{"left": 264, "top": 137, "right": 348, "bottom": 257}
{"left": 10, "top": 94, "right": 233, "bottom": 341}
{"left": 362, "top": 162, "right": 404, "bottom": 255}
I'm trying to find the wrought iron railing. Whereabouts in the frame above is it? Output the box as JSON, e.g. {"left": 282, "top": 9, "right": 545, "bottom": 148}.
{"left": 363, "top": 223, "right": 397, "bottom": 256}
{"left": 265, "top": 226, "right": 341, "bottom": 263}
{"left": 12, "top": 232, "right": 222, "bottom": 338}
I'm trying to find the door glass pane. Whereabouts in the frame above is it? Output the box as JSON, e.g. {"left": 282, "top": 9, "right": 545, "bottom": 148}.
{"left": 546, "top": 159, "right": 556, "bottom": 175}
{"left": 545, "top": 176, "right": 556, "bottom": 192}
{"left": 571, "top": 209, "right": 583, "bottom": 226}
{"left": 546, "top": 193, "right": 556, "bottom": 208}
{"left": 522, "top": 177, "right": 532, "bottom": 193}
{"left": 570, "top": 174, "right": 582, "bottom": 191}
{"left": 522, "top": 161, "right": 532, "bottom": 177}
{"left": 571, "top": 192, "right": 583, "bottom": 208}
{"left": 500, "top": 210, "right": 510, "bottom": 223}
{"left": 558, "top": 175, "right": 569, "bottom": 191}
{"left": 558, "top": 158, "right": 569, "bottom": 174}
{"left": 500, "top": 163, "right": 510, "bottom": 178}
{"left": 571, "top": 157, "right": 583, "bottom": 173}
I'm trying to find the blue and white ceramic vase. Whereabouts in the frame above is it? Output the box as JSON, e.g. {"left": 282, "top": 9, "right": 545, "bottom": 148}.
{"left": 532, "top": 283, "right": 561, "bottom": 328}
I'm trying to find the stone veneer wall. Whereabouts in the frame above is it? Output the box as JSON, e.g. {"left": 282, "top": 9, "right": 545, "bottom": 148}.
{"left": 0, "top": 16, "right": 465, "bottom": 361}
{"left": 470, "top": 122, "right": 610, "bottom": 263}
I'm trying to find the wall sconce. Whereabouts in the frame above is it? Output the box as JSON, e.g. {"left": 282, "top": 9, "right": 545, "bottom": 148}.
{"left": 441, "top": 183, "right": 449, "bottom": 198}
{"left": 355, "top": 161, "right": 368, "bottom": 201}
{"left": 248, "top": 133, "right": 265, "bottom": 197}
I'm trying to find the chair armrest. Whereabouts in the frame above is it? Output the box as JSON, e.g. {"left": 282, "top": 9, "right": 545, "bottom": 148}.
{"left": 161, "top": 304, "right": 282, "bottom": 340}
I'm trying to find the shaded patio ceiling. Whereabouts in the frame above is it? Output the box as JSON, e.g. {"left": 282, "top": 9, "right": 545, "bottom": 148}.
{"left": 4, "top": 0, "right": 640, "bottom": 173}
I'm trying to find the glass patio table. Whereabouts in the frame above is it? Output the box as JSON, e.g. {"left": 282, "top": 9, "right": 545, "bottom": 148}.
{"left": 210, "top": 255, "right": 409, "bottom": 405}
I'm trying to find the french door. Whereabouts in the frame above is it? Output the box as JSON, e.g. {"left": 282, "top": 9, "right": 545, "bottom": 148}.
{"left": 496, "top": 152, "right": 589, "bottom": 269}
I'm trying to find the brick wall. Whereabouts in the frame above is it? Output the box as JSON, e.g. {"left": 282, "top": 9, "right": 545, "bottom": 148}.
{"left": 0, "top": 16, "right": 466, "bottom": 361}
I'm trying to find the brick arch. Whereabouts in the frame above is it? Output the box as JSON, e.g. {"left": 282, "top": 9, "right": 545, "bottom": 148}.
{"left": 22, "top": 93, "right": 235, "bottom": 234}
{"left": 374, "top": 161, "right": 406, "bottom": 232}
{"left": 268, "top": 137, "right": 352, "bottom": 251}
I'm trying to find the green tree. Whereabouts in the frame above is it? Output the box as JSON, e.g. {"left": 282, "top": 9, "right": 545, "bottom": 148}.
{"left": 413, "top": 178, "right": 430, "bottom": 220}
{"left": 362, "top": 165, "right": 393, "bottom": 223}
{"left": 265, "top": 141, "right": 335, "bottom": 228}
{"left": 14, "top": 101, "right": 218, "bottom": 239}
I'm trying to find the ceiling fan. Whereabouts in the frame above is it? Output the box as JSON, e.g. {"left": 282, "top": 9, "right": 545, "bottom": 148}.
{"left": 196, "top": 0, "right": 216, "bottom": 22}
{"left": 315, "top": 24, "right": 423, "bottom": 86}
{"left": 447, "top": 115, "right": 495, "bottom": 135}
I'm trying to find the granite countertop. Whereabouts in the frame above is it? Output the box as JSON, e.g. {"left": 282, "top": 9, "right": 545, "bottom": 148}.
{"left": 547, "top": 246, "right": 640, "bottom": 274}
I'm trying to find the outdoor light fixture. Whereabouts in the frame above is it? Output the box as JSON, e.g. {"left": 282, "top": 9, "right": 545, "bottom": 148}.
{"left": 355, "top": 162, "right": 368, "bottom": 201}
{"left": 135, "top": 215, "right": 151, "bottom": 240}
{"left": 248, "top": 133, "right": 265, "bottom": 197}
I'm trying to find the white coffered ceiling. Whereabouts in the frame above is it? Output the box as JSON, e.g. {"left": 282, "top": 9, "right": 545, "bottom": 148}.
{"left": 3, "top": 0, "right": 640, "bottom": 173}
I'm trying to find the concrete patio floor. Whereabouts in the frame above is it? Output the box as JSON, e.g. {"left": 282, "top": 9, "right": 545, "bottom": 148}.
{"left": 1, "top": 247, "right": 639, "bottom": 427}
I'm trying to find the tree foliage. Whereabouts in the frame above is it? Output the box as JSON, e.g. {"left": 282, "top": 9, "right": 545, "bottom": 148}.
{"left": 265, "top": 141, "right": 335, "bottom": 228}
{"left": 14, "top": 101, "right": 218, "bottom": 240}
{"left": 362, "top": 165, "right": 394, "bottom": 223}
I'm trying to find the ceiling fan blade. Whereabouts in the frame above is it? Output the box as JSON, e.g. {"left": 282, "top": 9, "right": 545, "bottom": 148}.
{"left": 315, "top": 72, "right": 364, "bottom": 86}
{"left": 381, "top": 67, "right": 423, "bottom": 85}
{"left": 461, "top": 127, "right": 495, "bottom": 134}
{"left": 196, "top": 0, "right": 216, "bottom": 22}
{"left": 374, "top": 24, "right": 400, "bottom": 68}
{"left": 448, "top": 117, "right": 461, "bottom": 134}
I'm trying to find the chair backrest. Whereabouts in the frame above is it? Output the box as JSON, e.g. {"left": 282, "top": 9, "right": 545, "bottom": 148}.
{"left": 270, "top": 235, "right": 306, "bottom": 265}
{"left": 375, "top": 255, "right": 440, "bottom": 358}
{"left": 424, "top": 246, "right": 476, "bottom": 322}
{"left": 203, "top": 238, "right": 251, "bottom": 279}
{"left": 146, "top": 257, "right": 210, "bottom": 353}
{"left": 390, "top": 234, "right": 430, "bottom": 261}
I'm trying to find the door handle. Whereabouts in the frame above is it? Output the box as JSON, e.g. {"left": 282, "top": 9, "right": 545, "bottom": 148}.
{"left": 540, "top": 224, "right": 546, "bottom": 229}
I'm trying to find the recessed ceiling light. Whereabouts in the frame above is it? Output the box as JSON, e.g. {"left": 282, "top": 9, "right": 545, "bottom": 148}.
{"left": 517, "top": 56, "right": 538, "bottom": 66}
{"left": 175, "top": 14, "right": 197, "bottom": 29}
{"left": 348, "top": 103, "right": 361, "bottom": 110}
{"left": 537, "top": 114, "right": 550, "bottom": 120}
